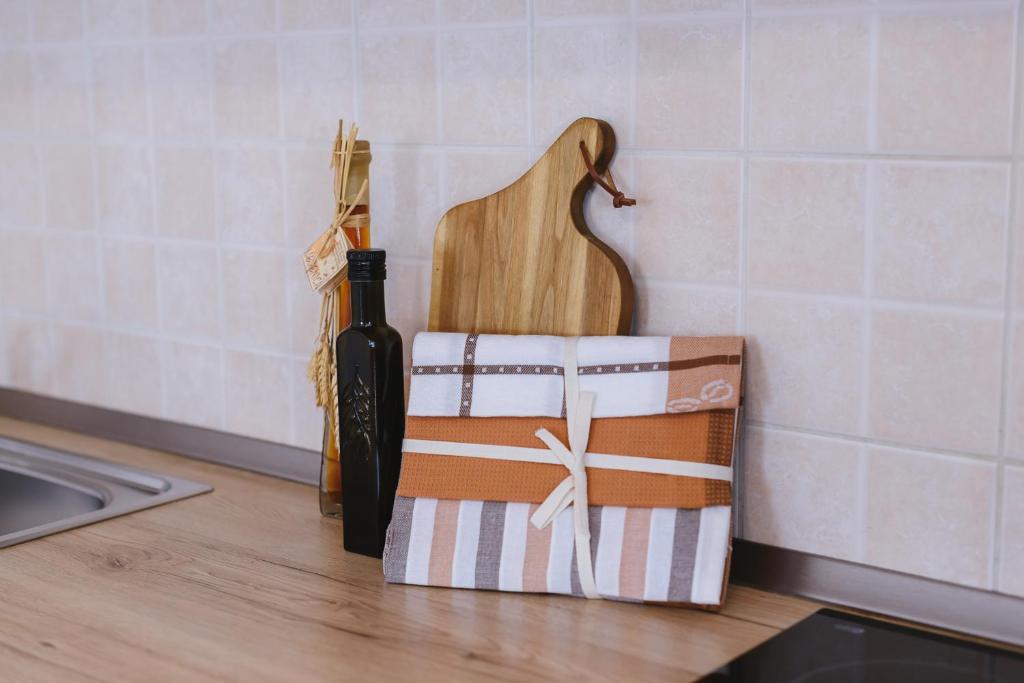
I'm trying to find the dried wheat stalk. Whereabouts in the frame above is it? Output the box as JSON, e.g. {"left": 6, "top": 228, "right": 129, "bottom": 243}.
{"left": 308, "top": 120, "right": 365, "bottom": 451}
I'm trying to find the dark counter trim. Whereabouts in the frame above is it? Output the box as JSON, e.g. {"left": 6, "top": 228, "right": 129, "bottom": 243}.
{"left": 0, "top": 388, "right": 320, "bottom": 485}
{"left": 731, "top": 541, "right": 1023, "bottom": 646}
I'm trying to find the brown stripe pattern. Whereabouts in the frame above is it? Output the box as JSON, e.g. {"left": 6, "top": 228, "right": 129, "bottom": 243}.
{"left": 668, "top": 510, "right": 701, "bottom": 601}
{"left": 428, "top": 500, "right": 460, "bottom": 585}
{"left": 411, "top": 354, "right": 741, "bottom": 378}
{"left": 382, "top": 497, "right": 734, "bottom": 608}
{"left": 476, "top": 501, "right": 505, "bottom": 589}
{"left": 664, "top": 339, "right": 745, "bottom": 414}
{"left": 458, "top": 334, "right": 479, "bottom": 417}
{"left": 570, "top": 507, "right": 602, "bottom": 597}
{"left": 619, "top": 508, "right": 652, "bottom": 601}
{"left": 414, "top": 363, "right": 563, "bottom": 376}
{"left": 382, "top": 496, "right": 415, "bottom": 584}
{"left": 522, "top": 503, "right": 552, "bottom": 593}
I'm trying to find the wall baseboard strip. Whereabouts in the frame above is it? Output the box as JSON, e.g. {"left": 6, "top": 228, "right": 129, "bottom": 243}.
{"left": 0, "top": 388, "right": 320, "bottom": 485}
{"left": 1, "top": 387, "right": 1021, "bottom": 647}
{"left": 731, "top": 540, "right": 1024, "bottom": 647}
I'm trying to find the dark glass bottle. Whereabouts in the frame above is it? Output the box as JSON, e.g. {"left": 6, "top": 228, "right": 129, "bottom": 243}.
{"left": 336, "top": 249, "right": 405, "bottom": 558}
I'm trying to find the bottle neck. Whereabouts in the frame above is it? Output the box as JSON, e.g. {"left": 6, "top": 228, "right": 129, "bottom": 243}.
{"left": 349, "top": 280, "right": 387, "bottom": 326}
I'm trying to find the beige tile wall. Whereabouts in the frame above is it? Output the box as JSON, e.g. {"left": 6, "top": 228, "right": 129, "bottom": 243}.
{"left": 0, "top": 0, "right": 1021, "bottom": 596}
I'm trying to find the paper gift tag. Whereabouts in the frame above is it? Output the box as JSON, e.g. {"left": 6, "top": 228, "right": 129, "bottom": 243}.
{"left": 303, "top": 224, "right": 353, "bottom": 293}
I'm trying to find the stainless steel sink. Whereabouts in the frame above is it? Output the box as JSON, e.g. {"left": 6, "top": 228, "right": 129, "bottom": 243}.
{"left": 0, "top": 435, "right": 211, "bottom": 548}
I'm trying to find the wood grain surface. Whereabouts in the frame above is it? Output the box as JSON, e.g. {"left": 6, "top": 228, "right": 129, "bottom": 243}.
{"left": 0, "top": 417, "right": 822, "bottom": 682}
{"left": 428, "top": 117, "right": 634, "bottom": 337}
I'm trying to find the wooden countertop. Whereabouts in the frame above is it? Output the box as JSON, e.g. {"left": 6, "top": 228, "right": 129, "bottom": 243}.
{"left": 0, "top": 417, "right": 820, "bottom": 682}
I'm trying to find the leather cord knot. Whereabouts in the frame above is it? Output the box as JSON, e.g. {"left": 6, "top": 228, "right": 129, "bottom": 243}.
{"left": 579, "top": 140, "right": 636, "bottom": 209}
{"left": 611, "top": 191, "right": 634, "bottom": 209}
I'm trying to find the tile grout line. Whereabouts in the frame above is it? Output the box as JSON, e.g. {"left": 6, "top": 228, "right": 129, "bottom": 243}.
{"left": 13, "top": 1, "right": 1003, "bottom": 44}
{"left": 205, "top": 0, "right": 228, "bottom": 433}
{"left": 433, "top": 0, "right": 450, "bottom": 277}
{"left": 26, "top": 0, "right": 39, "bottom": 43}
{"left": 434, "top": 0, "right": 443, "bottom": 146}
{"left": 350, "top": 0, "right": 361, "bottom": 121}
{"left": 625, "top": 0, "right": 638, "bottom": 279}
{"left": 856, "top": 0, "right": 881, "bottom": 566}
{"left": 81, "top": 0, "right": 107, "bottom": 405}
{"left": 526, "top": 0, "right": 534, "bottom": 149}
{"left": 866, "top": 0, "right": 879, "bottom": 156}
{"left": 436, "top": 0, "right": 452, "bottom": 228}
{"left": 748, "top": 420, "right": 1006, "bottom": 467}
{"left": 856, "top": 161, "right": 875, "bottom": 565}
{"left": 737, "top": 0, "right": 751, "bottom": 337}
{"left": 15, "top": 1, "right": 1009, "bottom": 45}
{"left": 26, "top": 1, "right": 56, "bottom": 396}
{"left": 990, "top": 0, "right": 1024, "bottom": 596}
{"left": 738, "top": 286, "right": 1007, "bottom": 317}
{"left": 626, "top": 0, "right": 637, "bottom": 151}
{"left": 9, "top": 1, "right": 1007, "bottom": 42}
{"left": 0, "top": 310, "right": 315, "bottom": 362}
{"left": 735, "top": 0, "right": 753, "bottom": 540}
{"left": 141, "top": 0, "right": 170, "bottom": 422}
{"left": 4, "top": 129, "right": 1022, "bottom": 164}
{"left": 272, "top": 0, "right": 298, "bottom": 447}
{"left": 750, "top": 0, "right": 1013, "bottom": 19}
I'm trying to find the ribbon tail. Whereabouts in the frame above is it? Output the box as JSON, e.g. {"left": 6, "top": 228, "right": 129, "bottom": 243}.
{"left": 531, "top": 427, "right": 576, "bottom": 529}
{"left": 572, "top": 460, "right": 599, "bottom": 599}
{"left": 530, "top": 476, "right": 574, "bottom": 530}
{"left": 570, "top": 391, "right": 599, "bottom": 599}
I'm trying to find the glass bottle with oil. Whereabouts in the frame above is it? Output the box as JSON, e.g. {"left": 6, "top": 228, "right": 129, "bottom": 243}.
{"left": 336, "top": 249, "right": 404, "bottom": 557}
{"left": 320, "top": 140, "right": 371, "bottom": 517}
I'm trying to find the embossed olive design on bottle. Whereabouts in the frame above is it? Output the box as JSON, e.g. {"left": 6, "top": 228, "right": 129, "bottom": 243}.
{"left": 341, "top": 372, "right": 374, "bottom": 464}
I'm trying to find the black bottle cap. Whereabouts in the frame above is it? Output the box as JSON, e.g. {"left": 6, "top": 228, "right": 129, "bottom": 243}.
{"left": 347, "top": 248, "right": 387, "bottom": 281}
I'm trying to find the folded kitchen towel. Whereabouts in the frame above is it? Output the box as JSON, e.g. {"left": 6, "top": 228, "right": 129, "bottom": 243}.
{"left": 384, "top": 332, "right": 744, "bottom": 607}
{"left": 408, "top": 333, "right": 742, "bottom": 418}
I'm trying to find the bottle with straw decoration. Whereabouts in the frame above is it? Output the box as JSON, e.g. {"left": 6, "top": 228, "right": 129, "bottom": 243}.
{"left": 304, "top": 120, "right": 371, "bottom": 518}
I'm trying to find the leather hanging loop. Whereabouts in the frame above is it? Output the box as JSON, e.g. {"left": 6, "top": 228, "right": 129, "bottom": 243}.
{"left": 579, "top": 140, "right": 636, "bottom": 208}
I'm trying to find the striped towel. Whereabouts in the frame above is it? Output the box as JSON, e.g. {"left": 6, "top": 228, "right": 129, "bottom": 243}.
{"left": 384, "top": 332, "right": 744, "bottom": 607}
{"left": 407, "top": 333, "right": 742, "bottom": 418}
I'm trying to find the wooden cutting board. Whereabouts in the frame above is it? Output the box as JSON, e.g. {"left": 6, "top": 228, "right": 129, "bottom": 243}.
{"left": 428, "top": 117, "right": 634, "bottom": 337}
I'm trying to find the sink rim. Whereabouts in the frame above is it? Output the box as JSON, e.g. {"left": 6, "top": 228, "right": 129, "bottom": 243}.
{"left": 0, "top": 435, "right": 212, "bottom": 549}
{"left": 0, "top": 436, "right": 172, "bottom": 493}
{"left": 0, "top": 458, "right": 111, "bottom": 505}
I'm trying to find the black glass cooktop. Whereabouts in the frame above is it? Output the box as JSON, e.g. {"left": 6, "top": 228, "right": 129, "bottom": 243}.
{"left": 699, "top": 609, "right": 1024, "bottom": 682}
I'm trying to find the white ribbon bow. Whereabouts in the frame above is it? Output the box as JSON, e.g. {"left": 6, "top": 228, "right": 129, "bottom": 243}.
{"left": 528, "top": 337, "right": 600, "bottom": 599}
